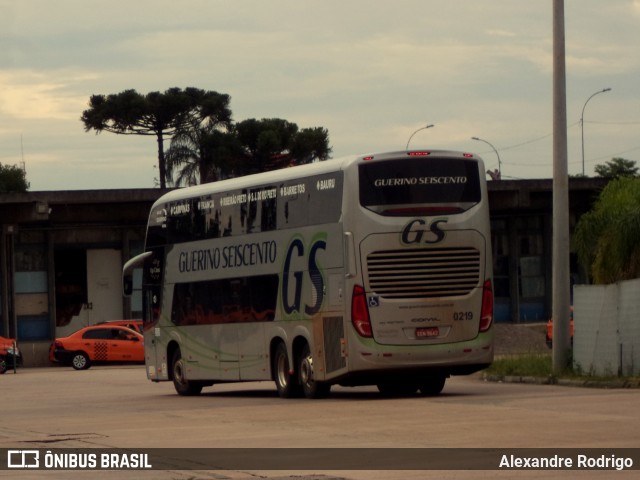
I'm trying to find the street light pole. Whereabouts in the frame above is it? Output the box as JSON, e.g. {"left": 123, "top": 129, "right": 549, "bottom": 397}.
{"left": 580, "top": 87, "right": 611, "bottom": 176}
{"left": 471, "top": 136, "right": 501, "bottom": 178}
{"left": 552, "top": 0, "right": 571, "bottom": 373}
{"left": 405, "top": 124, "right": 434, "bottom": 150}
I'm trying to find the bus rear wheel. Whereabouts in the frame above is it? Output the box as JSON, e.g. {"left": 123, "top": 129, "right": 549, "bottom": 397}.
{"left": 171, "top": 349, "right": 203, "bottom": 396}
{"left": 273, "top": 343, "right": 301, "bottom": 398}
{"left": 299, "top": 344, "right": 330, "bottom": 399}
{"left": 419, "top": 375, "right": 447, "bottom": 396}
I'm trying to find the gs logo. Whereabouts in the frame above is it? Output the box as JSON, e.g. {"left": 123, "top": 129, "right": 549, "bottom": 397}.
{"left": 401, "top": 218, "right": 448, "bottom": 245}
{"left": 281, "top": 233, "right": 327, "bottom": 316}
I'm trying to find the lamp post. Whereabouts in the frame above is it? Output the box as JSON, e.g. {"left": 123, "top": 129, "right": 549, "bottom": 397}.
{"left": 580, "top": 87, "right": 611, "bottom": 176}
{"left": 552, "top": 0, "right": 570, "bottom": 373}
{"left": 405, "top": 124, "right": 434, "bottom": 150}
{"left": 471, "top": 136, "right": 501, "bottom": 178}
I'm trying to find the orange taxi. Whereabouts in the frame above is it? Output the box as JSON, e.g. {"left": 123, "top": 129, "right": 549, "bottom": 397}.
{"left": 97, "top": 319, "right": 143, "bottom": 334}
{"left": 49, "top": 325, "right": 144, "bottom": 370}
{"left": 1, "top": 335, "right": 22, "bottom": 374}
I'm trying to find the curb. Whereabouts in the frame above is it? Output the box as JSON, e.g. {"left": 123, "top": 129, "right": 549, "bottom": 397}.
{"left": 482, "top": 374, "right": 640, "bottom": 389}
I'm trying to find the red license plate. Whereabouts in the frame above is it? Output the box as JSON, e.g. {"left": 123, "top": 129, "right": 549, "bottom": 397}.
{"left": 416, "top": 327, "right": 439, "bottom": 338}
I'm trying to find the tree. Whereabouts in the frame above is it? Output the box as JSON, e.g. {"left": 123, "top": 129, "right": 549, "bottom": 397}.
{"left": 594, "top": 157, "right": 638, "bottom": 179}
{"left": 573, "top": 177, "right": 640, "bottom": 284}
{"left": 81, "top": 87, "right": 232, "bottom": 188}
{"left": 233, "top": 118, "right": 331, "bottom": 176}
{"left": 165, "top": 118, "right": 241, "bottom": 186}
{"left": 289, "top": 126, "right": 333, "bottom": 164}
{"left": 0, "top": 163, "right": 29, "bottom": 192}
{"left": 167, "top": 117, "right": 332, "bottom": 185}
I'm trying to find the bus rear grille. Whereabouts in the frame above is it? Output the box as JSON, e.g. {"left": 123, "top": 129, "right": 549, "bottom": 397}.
{"left": 366, "top": 247, "right": 481, "bottom": 299}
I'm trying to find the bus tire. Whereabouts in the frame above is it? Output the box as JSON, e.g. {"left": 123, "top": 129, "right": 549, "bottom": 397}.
{"left": 0, "top": 357, "right": 6, "bottom": 374}
{"left": 273, "top": 343, "right": 301, "bottom": 398}
{"left": 72, "top": 352, "right": 91, "bottom": 370}
{"left": 419, "top": 375, "right": 446, "bottom": 396}
{"left": 171, "top": 348, "right": 203, "bottom": 396}
{"left": 299, "top": 343, "right": 330, "bottom": 399}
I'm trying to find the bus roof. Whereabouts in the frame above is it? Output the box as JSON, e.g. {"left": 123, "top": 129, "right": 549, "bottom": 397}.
{"left": 152, "top": 150, "right": 481, "bottom": 208}
{"left": 153, "top": 156, "right": 354, "bottom": 209}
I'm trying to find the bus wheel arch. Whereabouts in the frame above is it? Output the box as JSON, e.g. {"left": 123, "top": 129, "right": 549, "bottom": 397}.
{"left": 166, "top": 340, "right": 180, "bottom": 380}
{"left": 297, "top": 341, "right": 330, "bottom": 399}
{"left": 170, "top": 345, "right": 203, "bottom": 396}
{"left": 269, "top": 337, "right": 284, "bottom": 381}
{"left": 271, "top": 340, "right": 301, "bottom": 398}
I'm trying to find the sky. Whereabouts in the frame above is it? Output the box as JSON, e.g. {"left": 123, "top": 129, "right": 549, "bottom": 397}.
{"left": 1, "top": 0, "right": 639, "bottom": 191}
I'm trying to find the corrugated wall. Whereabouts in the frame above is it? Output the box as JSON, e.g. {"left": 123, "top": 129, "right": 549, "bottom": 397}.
{"left": 574, "top": 279, "right": 640, "bottom": 376}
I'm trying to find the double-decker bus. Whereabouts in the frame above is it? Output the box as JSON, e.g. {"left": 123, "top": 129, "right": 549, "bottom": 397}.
{"left": 123, "top": 150, "right": 494, "bottom": 398}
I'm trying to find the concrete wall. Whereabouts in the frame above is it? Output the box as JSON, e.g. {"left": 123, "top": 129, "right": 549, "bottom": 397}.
{"left": 574, "top": 278, "right": 640, "bottom": 376}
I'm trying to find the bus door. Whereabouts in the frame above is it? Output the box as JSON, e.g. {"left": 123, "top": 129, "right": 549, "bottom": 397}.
{"left": 142, "top": 249, "right": 166, "bottom": 380}
{"left": 123, "top": 250, "right": 164, "bottom": 378}
{"left": 143, "top": 284, "right": 166, "bottom": 379}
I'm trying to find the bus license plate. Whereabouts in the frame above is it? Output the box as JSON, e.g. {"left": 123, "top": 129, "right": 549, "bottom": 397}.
{"left": 416, "top": 327, "right": 439, "bottom": 338}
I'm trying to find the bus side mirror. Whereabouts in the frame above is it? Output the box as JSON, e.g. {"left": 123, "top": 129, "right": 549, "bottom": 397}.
{"left": 122, "top": 251, "right": 152, "bottom": 298}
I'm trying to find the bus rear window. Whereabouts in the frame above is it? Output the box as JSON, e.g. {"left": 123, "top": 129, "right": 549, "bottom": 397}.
{"left": 359, "top": 158, "right": 481, "bottom": 215}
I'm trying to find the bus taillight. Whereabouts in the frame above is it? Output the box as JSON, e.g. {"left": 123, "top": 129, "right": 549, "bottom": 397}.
{"left": 479, "top": 279, "right": 493, "bottom": 332}
{"left": 351, "top": 285, "right": 373, "bottom": 338}
{"left": 407, "top": 151, "right": 430, "bottom": 156}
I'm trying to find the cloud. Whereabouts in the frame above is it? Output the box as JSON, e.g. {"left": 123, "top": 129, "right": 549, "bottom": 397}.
{"left": 485, "top": 29, "right": 517, "bottom": 38}
{"left": 0, "top": 70, "right": 92, "bottom": 120}
{"left": 1, "top": 0, "right": 639, "bottom": 188}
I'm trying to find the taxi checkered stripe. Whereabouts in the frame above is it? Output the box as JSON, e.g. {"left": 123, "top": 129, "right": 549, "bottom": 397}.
{"left": 94, "top": 342, "right": 108, "bottom": 360}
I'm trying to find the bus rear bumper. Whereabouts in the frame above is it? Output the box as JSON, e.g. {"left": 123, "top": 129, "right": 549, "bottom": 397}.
{"left": 335, "top": 330, "right": 494, "bottom": 385}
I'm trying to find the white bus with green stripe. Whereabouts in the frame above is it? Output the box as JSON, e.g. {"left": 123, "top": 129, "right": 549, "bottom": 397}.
{"left": 123, "top": 150, "right": 494, "bottom": 398}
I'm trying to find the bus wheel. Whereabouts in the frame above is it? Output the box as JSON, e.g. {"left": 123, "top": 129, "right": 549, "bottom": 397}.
{"left": 419, "top": 375, "right": 446, "bottom": 396}
{"left": 299, "top": 344, "right": 330, "bottom": 399}
{"left": 273, "top": 343, "right": 301, "bottom": 398}
{"left": 72, "top": 352, "right": 91, "bottom": 370}
{"left": 171, "top": 349, "right": 203, "bottom": 396}
{"left": 0, "top": 357, "right": 6, "bottom": 374}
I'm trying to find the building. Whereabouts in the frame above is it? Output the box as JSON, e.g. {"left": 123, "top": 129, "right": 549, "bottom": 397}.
{"left": 0, "top": 190, "right": 163, "bottom": 366}
{"left": 488, "top": 178, "right": 607, "bottom": 323}
{"left": 0, "top": 178, "right": 608, "bottom": 366}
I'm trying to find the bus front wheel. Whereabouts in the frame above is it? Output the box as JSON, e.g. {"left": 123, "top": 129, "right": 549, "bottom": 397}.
{"left": 299, "top": 344, "right": 330, "bottom": 399}
{"left": 171, "top": 349, "right": 203, "bottom": 396}
{"left": 273, "top": 343, "right": 301, "bottom": 398}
